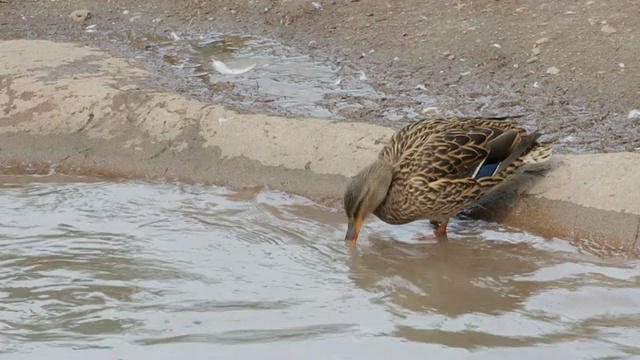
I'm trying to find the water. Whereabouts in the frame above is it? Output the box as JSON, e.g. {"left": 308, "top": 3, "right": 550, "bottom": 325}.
{"left": 1, "top": 178, "right": 640, "bottom": 359}
{"left": 128, "top": 31, "right": 386, "bottom": 119}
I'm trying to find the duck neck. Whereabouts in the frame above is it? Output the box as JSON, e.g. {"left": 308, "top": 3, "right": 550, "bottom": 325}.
{"left": 367, "top": 160, "right": 403, "bottom": 224}
{"left": 363, "top": 160, "right": 394, "bottom": 212}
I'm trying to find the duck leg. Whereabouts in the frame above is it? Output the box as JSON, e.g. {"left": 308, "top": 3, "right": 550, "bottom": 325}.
{"left": 433, "top": 219, "right": 449, "bottom": 237}
{"left": 424, "top": 219, "right": 448, "bottom": 241}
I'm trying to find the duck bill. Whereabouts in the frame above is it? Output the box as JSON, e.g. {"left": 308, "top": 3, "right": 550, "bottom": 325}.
{"left": 345, "top": 219, "right": 364, "bottom": 244}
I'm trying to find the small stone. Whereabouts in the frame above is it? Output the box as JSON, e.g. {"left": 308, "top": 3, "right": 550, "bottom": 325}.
{"left": 601, "top": 24, "right": 617, "bottom": 34}
{"left": 535, "top": 37, "right": 549, "bottom": 45}
{"left": 69, "top": 9, "right": 91, "bottom": 22}
{"left": 513, "top": 64, "right": 519, "bottom": 69}
{"left": 526, "top": 56, "right": 538, "bottom": 63}
{"left": 421, "top": 106, "right": 441, "bottom": 114}
{"left": 123, "top": 10, "right": 129, "bottom": 14}
{"left": 628, "top": 109, "right": 640, "bottom": 120}
{"left": 546, "top": 66, "right": 560, "bottom": 75}
{"left": 532, "top": 47, "right": 541, "bottom": 55}
{"left": 443, "top": 51, "right": 455, "bottom": 60}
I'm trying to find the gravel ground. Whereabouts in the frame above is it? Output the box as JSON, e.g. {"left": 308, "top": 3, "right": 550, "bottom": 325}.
{"left": 1, "top": 0, "right": 639, "bottom": 153}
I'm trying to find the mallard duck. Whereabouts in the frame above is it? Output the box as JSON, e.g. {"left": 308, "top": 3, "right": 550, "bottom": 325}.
{"left": 343, "top": 116, "right": 553, "bottom": 244}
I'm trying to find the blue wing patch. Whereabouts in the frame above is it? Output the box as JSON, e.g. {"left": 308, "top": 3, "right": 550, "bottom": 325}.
{"left": 473, "top": 162, "right": 500, "bottom": 179}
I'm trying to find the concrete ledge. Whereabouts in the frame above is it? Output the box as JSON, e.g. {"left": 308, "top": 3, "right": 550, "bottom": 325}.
{"left": 472, "top": 155, "right": 640, "bottom": 257}
{"left": 1, "top": 40, "right": 639, "bottom": 256}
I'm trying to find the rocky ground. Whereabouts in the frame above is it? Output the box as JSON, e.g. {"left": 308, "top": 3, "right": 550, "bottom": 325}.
{"left": 1, "top": 0, "right": 639, "bottom": 153}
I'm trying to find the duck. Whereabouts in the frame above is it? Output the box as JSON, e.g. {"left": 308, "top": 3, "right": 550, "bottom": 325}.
{"left": 343, "top": 116, "right": 553, "bottom": 244}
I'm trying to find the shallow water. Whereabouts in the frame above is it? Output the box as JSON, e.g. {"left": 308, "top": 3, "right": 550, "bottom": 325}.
{"left": 126, "top": 31, "right": 385, "bottom": 119}
{"left": 121, "top": 30, "right": 440, "bottom": 124}
{"left": 1, "top": 178, "right": 640, "bottom": 359}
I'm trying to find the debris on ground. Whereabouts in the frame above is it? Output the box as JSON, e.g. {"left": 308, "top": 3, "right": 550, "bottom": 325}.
{"left": 69, "top": 9, "right": 91, "bottom": 22}
{"left": 546, "top": 66, "right": 560, "bottom": 75}
{"left": 212, "top": 59, "right": 256, "bottom": 75}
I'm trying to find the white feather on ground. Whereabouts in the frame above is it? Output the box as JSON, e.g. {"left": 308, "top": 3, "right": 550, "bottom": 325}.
{"left": 212, "top": 59, "right": 256, "bottom": 75}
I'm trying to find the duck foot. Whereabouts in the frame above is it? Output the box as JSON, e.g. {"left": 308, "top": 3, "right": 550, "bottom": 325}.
{"left": 423, "top": 219, "right": 449, "bottom": 241}
{"left": 434, "top": 219, "right": 449, "bottom": 237}
{"left": 421, "top": 232, "right": 449, "bottom": 242}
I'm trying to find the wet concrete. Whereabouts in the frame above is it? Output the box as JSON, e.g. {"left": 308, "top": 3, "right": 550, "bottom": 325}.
{"left": 1, "top": 39, "right": 639, "bottom": 255}
{"left": 470, "top": 153, "right": 640, "bottom": 256}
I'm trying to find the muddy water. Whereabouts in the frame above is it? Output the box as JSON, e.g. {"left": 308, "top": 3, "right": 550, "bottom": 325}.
{"left": 1, "top": 179, "right": 640, "bottom": 359}
{"left": 125, "top": 31, "right": 428, "bottom": 121}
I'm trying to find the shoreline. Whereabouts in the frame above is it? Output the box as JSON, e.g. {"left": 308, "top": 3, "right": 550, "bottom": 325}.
{"left": 1, "top": 40, "right": 638, "bottom": 256}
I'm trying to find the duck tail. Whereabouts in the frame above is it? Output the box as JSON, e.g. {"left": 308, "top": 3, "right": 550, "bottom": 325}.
{"left": 521, "top": 141, "right": 553, "bottom": 164}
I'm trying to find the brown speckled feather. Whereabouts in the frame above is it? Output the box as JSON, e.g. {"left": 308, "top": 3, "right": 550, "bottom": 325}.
{"left": 373, "top": 117, "right": 552, "bottom": 224}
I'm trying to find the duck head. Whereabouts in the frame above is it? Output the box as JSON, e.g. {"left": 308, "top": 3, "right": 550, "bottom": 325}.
{"left": 343, "top": 161, "right": 394, "bottom": 244}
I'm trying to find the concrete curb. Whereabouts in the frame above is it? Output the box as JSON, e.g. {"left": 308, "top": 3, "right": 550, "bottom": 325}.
{"left": 1, "top": 40, "right": 638, "bottom": 256}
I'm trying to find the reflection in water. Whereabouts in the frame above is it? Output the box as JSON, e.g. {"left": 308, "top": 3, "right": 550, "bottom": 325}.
{"left": 127, "top": 31, "right": 387, "bottom": 120}
{"left": 1, "top": 178, "right": 639, "bottom": 359}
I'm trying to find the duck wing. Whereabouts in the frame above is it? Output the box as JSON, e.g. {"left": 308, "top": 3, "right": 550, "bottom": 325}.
{"left": 398, "top": 125, "right": 536, "bottom": 182}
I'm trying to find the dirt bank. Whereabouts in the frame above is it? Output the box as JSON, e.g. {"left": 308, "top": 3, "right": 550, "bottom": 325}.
{"left": 1, "top": 0, "right": 639, "bottom": 154}
{"left": 1, "top": 39, "right": 639, "bottom": 257}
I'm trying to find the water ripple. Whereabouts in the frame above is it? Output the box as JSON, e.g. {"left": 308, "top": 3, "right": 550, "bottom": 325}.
{"left": 1, "top": 178, "right": 639, "bottom": 358}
